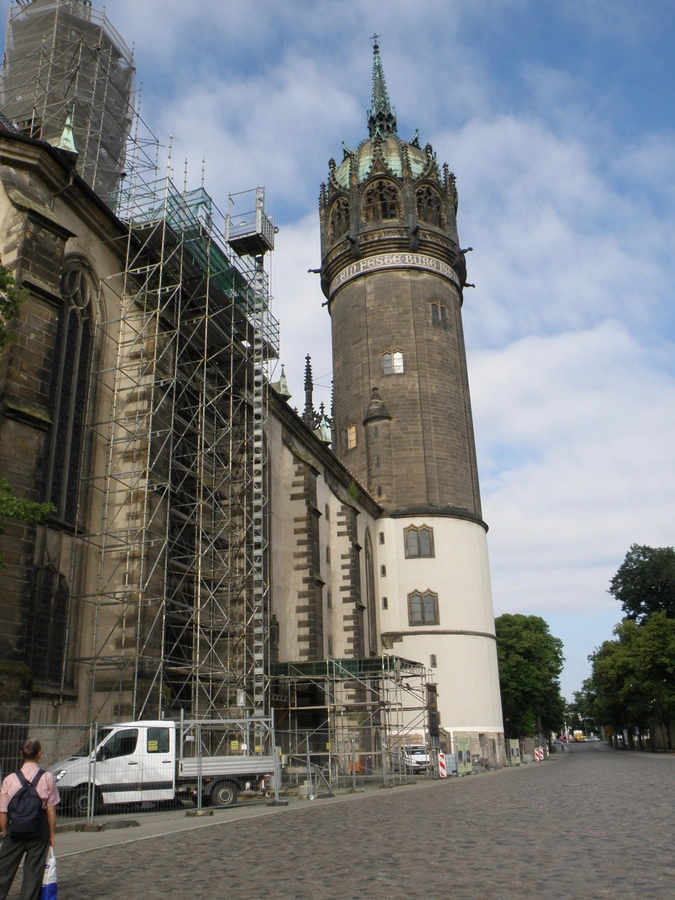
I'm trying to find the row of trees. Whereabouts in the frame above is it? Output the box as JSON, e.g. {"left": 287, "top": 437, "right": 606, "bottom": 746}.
{"left": 579, "top": 545, "right": 675, "bottom": 748}
{"left": 495, "top": 544, "right": 675, "bottom": 746}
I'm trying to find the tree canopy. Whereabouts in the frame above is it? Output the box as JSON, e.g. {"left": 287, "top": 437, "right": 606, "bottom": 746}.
{"left": 609, "top": 543, "right": 675, "bottom": 623}
{"left": 590, "top": 613, "right": 675, "bottom": 745}
{"left": 495, "top": 613, "right": 565, "bottom": 738}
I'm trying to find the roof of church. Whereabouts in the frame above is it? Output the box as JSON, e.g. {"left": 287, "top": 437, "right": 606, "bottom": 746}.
{"left": 334, "top": 40, "right": 437, "bottom": 189}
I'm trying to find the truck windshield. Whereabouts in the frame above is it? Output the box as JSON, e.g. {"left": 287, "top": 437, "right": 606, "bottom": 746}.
{"left": 72, "top": 729, "right": 113, "bottom": 757}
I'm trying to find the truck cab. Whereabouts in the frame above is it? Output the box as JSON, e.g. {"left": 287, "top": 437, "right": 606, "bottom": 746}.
{"left": 51, "top": 721, "right": 176, "bottom": 813}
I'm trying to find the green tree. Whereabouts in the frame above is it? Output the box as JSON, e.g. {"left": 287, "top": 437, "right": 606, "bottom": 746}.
{"left": 591, "top": 613, "right": 675, "bottom": 748}
{"left": 0, "top": 261, "right": 26, "bottom": 350}
{"left": 609, "top": 544, "right": 675, "bottom": 623}
{"left": 0, "top": 262, "right": 53, "bottom": 565}
{"left": 495, "top": 613, "right": 566, "bottom": 738}
{"left": 566, "top": 678, "right": 599, "bottom": 736}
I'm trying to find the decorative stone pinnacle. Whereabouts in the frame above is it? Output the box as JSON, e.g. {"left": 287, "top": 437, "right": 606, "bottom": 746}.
{"left": 367, "top": 38, "right": 397, "bottom": 138}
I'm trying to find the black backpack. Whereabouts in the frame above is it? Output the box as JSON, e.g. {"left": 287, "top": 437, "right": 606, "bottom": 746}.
{"left": 7, "top": 769, "right": 45, "bottom": 839}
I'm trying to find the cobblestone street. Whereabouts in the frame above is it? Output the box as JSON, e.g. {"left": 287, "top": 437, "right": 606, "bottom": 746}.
{"left": 10, "top": 743, "right": 675, "bottom": 899}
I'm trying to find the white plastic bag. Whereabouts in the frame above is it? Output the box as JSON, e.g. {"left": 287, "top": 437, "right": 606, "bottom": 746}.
{"left": 41, "top": 847, "right": 57, "bottom": 900}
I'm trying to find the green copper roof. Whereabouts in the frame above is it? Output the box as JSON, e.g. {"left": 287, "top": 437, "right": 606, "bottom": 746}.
{"left": 335, "top": 135, "right": 428, "bottom": 188}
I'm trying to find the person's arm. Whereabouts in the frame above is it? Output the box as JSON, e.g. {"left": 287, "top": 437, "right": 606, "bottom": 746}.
{"left": 0, "top": 811, "right": 7, "bottom": 839}
{"left": 46, "top": 807, "right": 56, "bottom": 847}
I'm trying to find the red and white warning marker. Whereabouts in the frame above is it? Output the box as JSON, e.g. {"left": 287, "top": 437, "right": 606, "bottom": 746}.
{"left": 438, "top": 752, "right": 447, "bottom": 778}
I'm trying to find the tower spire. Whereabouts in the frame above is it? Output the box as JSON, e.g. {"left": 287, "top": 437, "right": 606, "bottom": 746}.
{"left": 367, "top": 36, "right": 397, "bottom": 138}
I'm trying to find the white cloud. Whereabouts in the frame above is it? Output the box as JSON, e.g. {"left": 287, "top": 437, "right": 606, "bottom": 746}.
{"left": 473, "top": 322, "right": 675, "bottom": 623}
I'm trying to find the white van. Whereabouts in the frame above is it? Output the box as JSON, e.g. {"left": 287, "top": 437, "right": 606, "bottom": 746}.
{"left": 50, "top": 720, "right": 276, "bottom": 815}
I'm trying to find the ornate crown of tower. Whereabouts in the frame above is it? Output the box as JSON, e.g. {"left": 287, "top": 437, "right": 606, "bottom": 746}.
{"left": 319, "top": 38, "right": 467, "bottom": 304}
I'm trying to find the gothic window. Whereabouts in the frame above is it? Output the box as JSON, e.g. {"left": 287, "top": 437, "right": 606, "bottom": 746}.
{"left": 329, "top": 197, "right": 350, "bottom": 241}
{"left": 347, "top": 423, "right": 357, "bottom": 449}
{"left": 382, "top": 350, "right": 404, "bottom": 376}
{"left": 405, "top": 525, "right": 435, "bottom": 558}
{"left": 365, "top": 530, "right": 377, "bottom": 656}
{"left": 408, "top": 590, "right": 439, "bottom": 626}
{"left": 30, "top": 566, "right": 70, "bottom": 685}
{"left": 47, "top": 263, "right": 95, "bottom": 524}
{"left": 431, "top": 302, "right": 447, "bottom": 327}
{"left": 416, "top": 185, "right": 444, "bottom": 228}
{"left": 363, "top": 180, "right": 400, "bottom": 223}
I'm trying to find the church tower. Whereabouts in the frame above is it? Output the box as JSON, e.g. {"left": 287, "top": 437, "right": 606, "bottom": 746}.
{"left": 320, "top": 41, "right": 504, "bottom": 750}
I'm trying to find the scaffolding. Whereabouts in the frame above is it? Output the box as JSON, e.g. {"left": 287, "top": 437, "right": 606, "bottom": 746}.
{"left": 270, "top": 656, "right": 430, "bottom": 784}
{"left": 0, "top": 0, "right": 136, "bottom": 203}
{"left": 72, "top": 168, "right": 279, "bottom": 726}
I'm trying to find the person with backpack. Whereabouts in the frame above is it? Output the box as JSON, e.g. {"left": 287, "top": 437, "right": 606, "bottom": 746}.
{"left": 0, "top": 738, "right": 60, "bottom": 900}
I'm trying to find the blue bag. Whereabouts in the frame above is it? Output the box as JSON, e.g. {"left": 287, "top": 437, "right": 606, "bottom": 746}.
{"left": 41, "top": 847, "right": 57, "bottom": 900}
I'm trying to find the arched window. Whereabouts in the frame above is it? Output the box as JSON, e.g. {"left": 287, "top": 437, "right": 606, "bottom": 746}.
{"left": 30, "top": 566, "right": 70, "bottom": 685}
{"left": 416, "top": 185, "right": 444, "bottom": 228}
{"left": 347, "top": 423, "right": 357, "bottom": 449}
{"left": 382, "top": 350, "right": 404, "bottom": 376}
{"left": 365, "top": 530, "right": 377, "bottom": 656}
{"left": 407, "top": 590, "right": 439, "bottom": 626}
{"left": 46, "top": 263, "right": 95, "bottom": 524}
{"left": 329, "top": 197, "right": 350, "bottom": 241}
{"left": 363, "top": 180, "right": 400, "bottom": 223}
{"left": 404, "top": 525, "right": 435, "bottom": 558}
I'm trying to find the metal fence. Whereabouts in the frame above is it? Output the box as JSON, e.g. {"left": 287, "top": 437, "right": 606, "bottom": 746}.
{"left": 275, "top": 727, "right": 437, "bottom": 793}
{"left": 0, "top": 720, "right": 281, "bottom": 822}
{"left": 0, "top": 721, "right": 449, "bottom": 818}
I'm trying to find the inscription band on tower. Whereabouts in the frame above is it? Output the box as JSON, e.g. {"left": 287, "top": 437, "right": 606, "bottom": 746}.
{"left": 329, "top": 252, "right": 461, "bottom": 298}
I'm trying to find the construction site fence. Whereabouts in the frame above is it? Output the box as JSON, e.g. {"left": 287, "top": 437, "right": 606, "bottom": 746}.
{"left": 0, "top": 722, "right": 508, "bottom": 820}
{"left": 275, "top": 727, "right": 438, "bottom": 791}
{"left": 0, "top": 720, "right": 281, "bottom": 822}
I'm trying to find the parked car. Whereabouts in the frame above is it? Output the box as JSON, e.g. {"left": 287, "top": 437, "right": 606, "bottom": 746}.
{"left": 402, "top": 745, "right": 431, "bottom": 773}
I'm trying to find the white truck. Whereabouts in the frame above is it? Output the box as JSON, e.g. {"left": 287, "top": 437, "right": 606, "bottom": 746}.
{"left": 49, "top": 720, "right": 278, "bottom": 816}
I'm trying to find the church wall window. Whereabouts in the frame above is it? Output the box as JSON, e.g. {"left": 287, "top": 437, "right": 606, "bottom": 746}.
{"left": 382, "top": 597, "right": 388, "bottom": 610}
{"left": 29, "top": 566, "right": 70, "bottom": 685}
{"left": 404, "top": 525, "right": 435, "bottom": 558}
{"left": 329, "top": 196, "right": 350, "bottom": 241}
{"left": 365, "top": 530, "right": 377, "bottom": 655}
{"left": 347, "top": 423, "right": 357, "bottom": 449}
{"left": 47, "top": 262, "right": 96, "bottom": 525}
{"left": 431, "top": 302, "right": 447, "bottom": 327}
{"left": 382, "top": 350, "right": 404, "bottom": 376}
{"left": 430, "top": 654, "right": 437, "bottom": 668}
{"left": 363, "top": 179, "right": 400, "bottom": 223}
{"left": 408, "top": 590, "right": 439, "bottom": 626}
{"left": 416, "top": 185, "right": 444, "bottom": 228}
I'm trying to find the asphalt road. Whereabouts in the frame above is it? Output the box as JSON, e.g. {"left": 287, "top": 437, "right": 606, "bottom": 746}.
{"left": 8, "top": 742, "right": 675, "bottom": 898}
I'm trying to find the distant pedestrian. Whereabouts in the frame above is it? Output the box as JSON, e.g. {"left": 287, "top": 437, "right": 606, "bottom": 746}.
{"left": 0, "top": 738, "right": 60, "bottom": 900}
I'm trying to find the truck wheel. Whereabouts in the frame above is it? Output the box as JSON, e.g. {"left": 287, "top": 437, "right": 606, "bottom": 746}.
{"left": 73, "top": 786, "right": 102, "bottom": 817}
{"left": 211, "top": 781, "right": 237, "bottom": 807}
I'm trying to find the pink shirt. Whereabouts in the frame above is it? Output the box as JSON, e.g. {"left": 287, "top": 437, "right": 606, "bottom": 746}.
{"left": 0, "top": 762, "right": 60, "bottom": 813}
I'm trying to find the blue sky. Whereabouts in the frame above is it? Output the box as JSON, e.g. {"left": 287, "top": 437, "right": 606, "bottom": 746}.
{"left": 2, "top": 0, "right": 673, "bottom": 699}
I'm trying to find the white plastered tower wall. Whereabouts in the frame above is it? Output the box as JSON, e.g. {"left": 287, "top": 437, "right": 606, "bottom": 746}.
{"left": 377, "top": 515, "right": 503, "bottom": 735}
